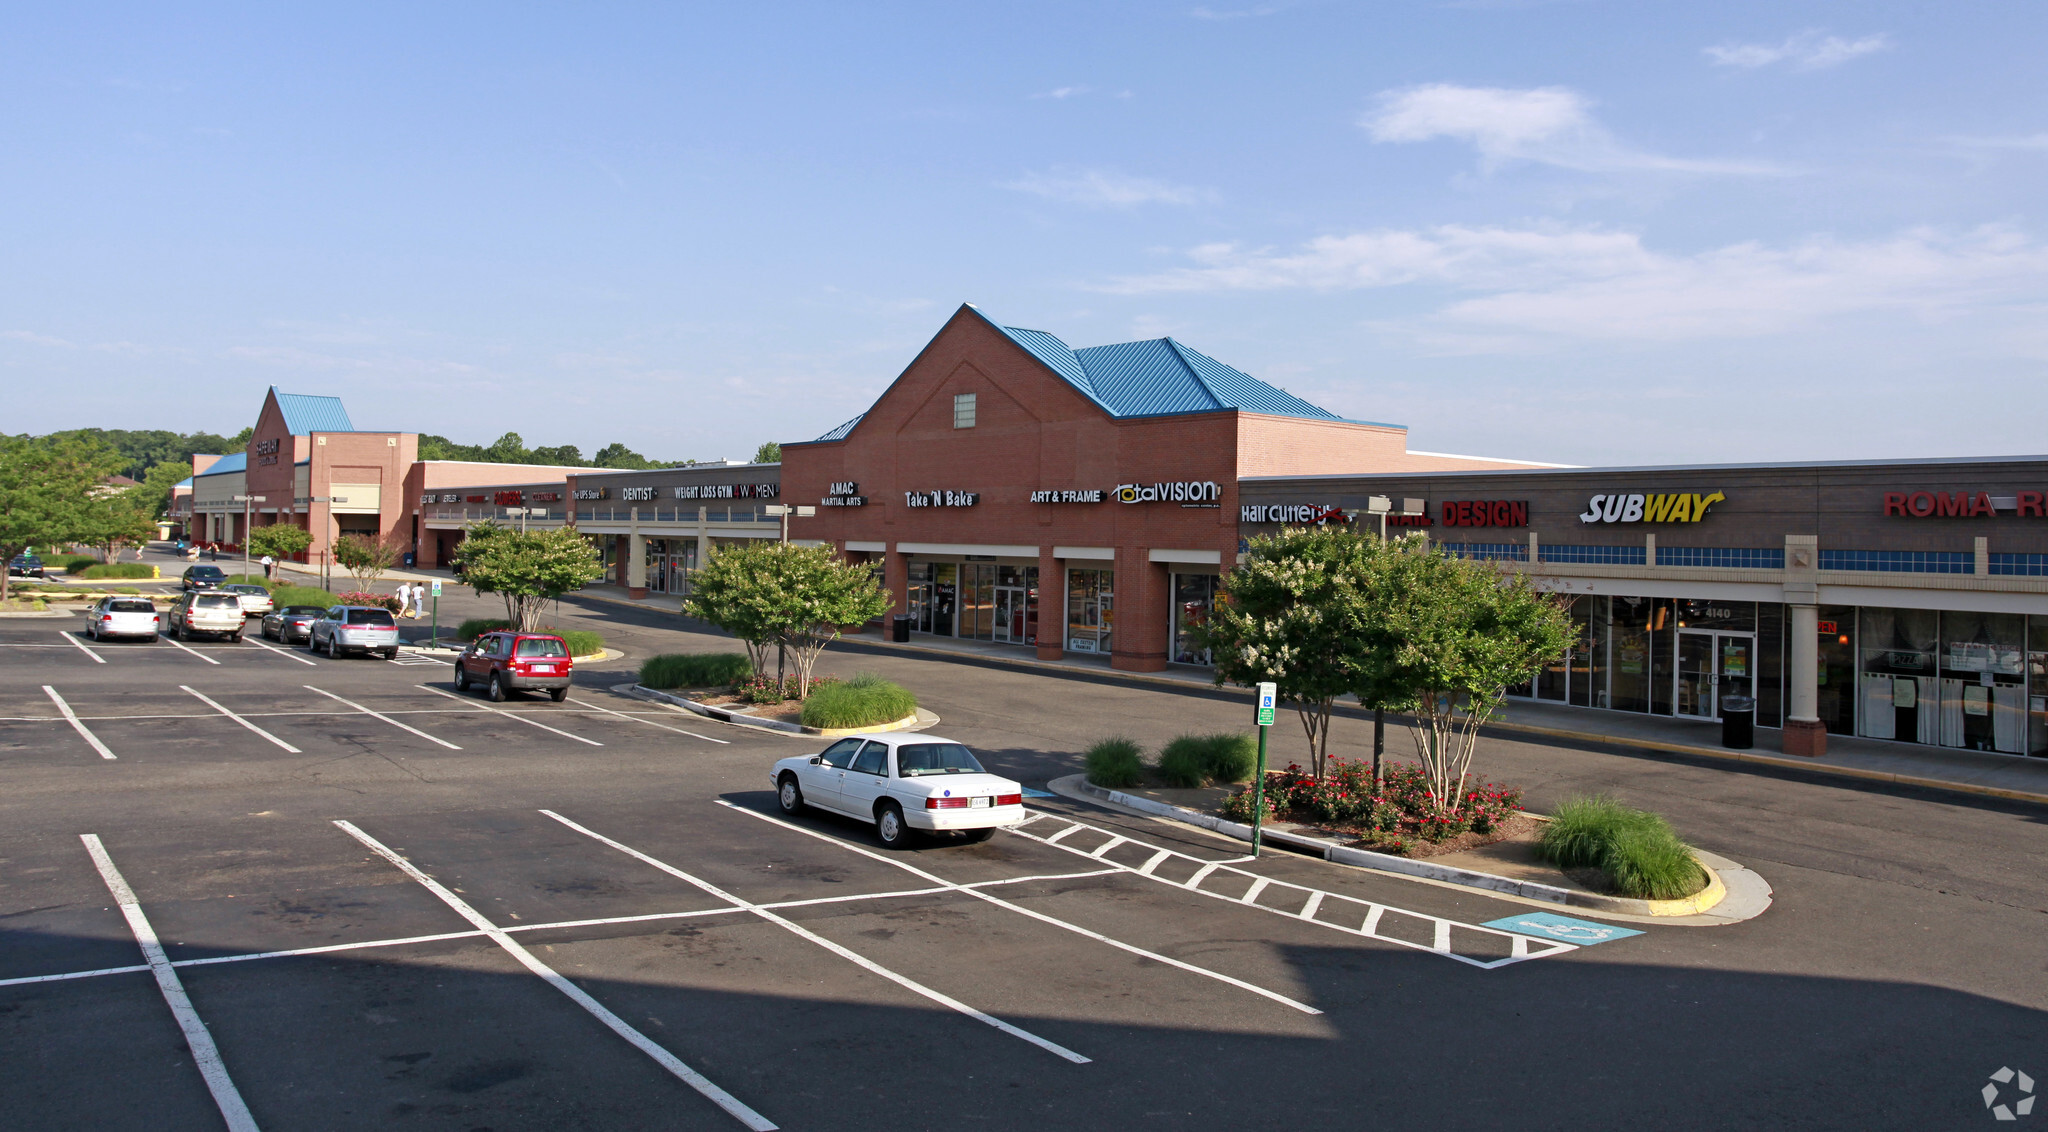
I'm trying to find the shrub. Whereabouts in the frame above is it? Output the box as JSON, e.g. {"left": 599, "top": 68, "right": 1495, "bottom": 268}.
{"left": 1535, "top": 794, "right": 1706, "bottom": 899}
{"left": 641, "top": 652, "right": 753, "bottom": 689}
{"left": 800, "top": 673, "right": 916, "bottom": 729}
{"left": 554, "top": 629, "right": 604, "bottom": 657}
{"left": 269, "top": 585, "right": 335, "bottom": 608}
{"left": 113, "top": 586, "right": 141, "bottom": 594}
{"left": 58, "top": 555, "right": 100, "bottom": 573}
{"left": 337, "top": 590, "right": 401, "bottom": 612}
{"left": 456, "top": 617, "right": 514, "bottom": 640}
{"left": 1218, "top": 758, "right": 1524, "bottom": 851}
{"left": 220, "top": 573, "right": 270, "bottom": 588}
{"left": 1157, "top": 733, "right": 1257, "bottom": 788}
{"left": 1084, "top": 737, "right": 1145, "bottom": 789}
{"left": 76, "top": 563, "right": 155, "bottom": 579}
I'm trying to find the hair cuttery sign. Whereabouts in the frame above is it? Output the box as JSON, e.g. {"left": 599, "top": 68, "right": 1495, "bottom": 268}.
{"left": 1579, "top": 492, "right": 1726, "bottom": 524}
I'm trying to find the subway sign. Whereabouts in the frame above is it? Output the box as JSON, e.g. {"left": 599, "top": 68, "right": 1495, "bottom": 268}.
{"left": 1579, "top": 492, "right": 1726, "bottom": 524}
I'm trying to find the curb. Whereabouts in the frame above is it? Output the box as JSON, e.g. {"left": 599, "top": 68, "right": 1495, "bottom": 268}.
{"left": 616, "top": 683, "right": 939, "bottom": 737}
{"left": 0, "top": 609, "right": 75, "bottom": 618}
{"left": 1048, "top": 774, "right": 1754, "bottom": 921}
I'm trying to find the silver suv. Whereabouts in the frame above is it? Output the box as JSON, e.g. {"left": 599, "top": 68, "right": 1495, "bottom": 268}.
{"left": 308, "top": 605, "right": 401, "bottom": 660}
{"left": 162, "top": 592, "right": 247, "bottom": 641}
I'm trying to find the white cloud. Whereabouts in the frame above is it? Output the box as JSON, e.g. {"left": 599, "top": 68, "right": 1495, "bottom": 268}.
{"left": 1029, "top": 85, "right": 1091, "bottom": 100}
{"left": 1363, "top": 84, "right": 1782, "bottom": 175}
{"left": 1005, "top": 169, "right": 1216, "bottom": 208}
{"left": 1095, "top": 223, "right": 2048, "bottom": 349}
{"left": 1704, "top": 30, "right": 1890, "bottom": 71}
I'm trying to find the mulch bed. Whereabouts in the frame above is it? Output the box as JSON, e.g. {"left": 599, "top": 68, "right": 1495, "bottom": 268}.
{"left": 1282, "top": 810, "right": 1540, "bottom": 860}
{"left": 685, "top": 688, "right": 807, "bottom": 724}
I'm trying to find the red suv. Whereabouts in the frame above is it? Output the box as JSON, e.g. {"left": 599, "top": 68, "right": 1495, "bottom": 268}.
{"left": 454, "top": 632, "right": 574, "bottom": 702}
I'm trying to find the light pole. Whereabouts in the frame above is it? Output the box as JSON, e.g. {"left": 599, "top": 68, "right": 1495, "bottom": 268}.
{"left": 762, "top": 504, "right": 816, "bottom": 543}
{"left": 232, "top": 494, "right": 268, "bottom": 580}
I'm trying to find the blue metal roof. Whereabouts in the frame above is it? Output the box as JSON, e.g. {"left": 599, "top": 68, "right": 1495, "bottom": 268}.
{"left": 196, "top": 452, "right": 247, "bottom": 476}
{"left": 812, "top": 413, "right": 864, "bottom": 442}
{"left": 272, "top": 388, "right": 356, "bottom": 434}
{"left": 970, "top": 307, "right": 1377, "bottom": 425}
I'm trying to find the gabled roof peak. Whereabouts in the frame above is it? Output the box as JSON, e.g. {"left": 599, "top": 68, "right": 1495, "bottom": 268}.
{"left": 267, "top": 387, "right": 356, "bottom": 435}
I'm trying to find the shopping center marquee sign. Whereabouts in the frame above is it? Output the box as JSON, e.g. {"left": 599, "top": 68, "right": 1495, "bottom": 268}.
{"left": 1579, "top": 492, "right": 1727, "bottom": 524}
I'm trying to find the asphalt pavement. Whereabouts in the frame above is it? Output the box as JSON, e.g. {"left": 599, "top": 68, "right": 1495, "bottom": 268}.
{"left": 3, "top": 577, "right": 2045, "bottom": 1130}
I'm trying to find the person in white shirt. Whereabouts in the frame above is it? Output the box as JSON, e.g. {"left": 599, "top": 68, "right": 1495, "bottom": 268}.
{"left": 396, "top": 583, "right": 413, "bottom": 618}
{"left": 260, "top": 554, "right": 275, "bottom": 580}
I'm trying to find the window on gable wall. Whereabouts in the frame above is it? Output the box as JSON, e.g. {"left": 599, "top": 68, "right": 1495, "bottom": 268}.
{"left": 953, "top": 393, "right": 977, "bottom": 429}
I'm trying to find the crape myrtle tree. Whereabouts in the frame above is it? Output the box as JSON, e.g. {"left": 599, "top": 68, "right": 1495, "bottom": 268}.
{"left": 682, "top": 542, "right": 892, "bottom": 698}
{"left": 0, "top": 434, "right": 124, "bottom": 604}
{"left": 1374, "top": 536, "right": 1574, "bottom": 819}
{"left": 451, "top": 521, "right": 608, "bottom": 632}
{"left": 332, "top": 532, "right": 403, "bottom": 592}
{"left": 247, "top": 523, "right": 314, "bottom": 563}
{"left": 1193, "top": 525, "right": 1390, "bottom": 778}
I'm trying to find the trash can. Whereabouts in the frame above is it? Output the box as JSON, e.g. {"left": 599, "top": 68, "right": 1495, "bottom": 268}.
{"left": 1720, "top": 695, "right": 1755, "bottom": 750}
{"left": 891, "top": 614, "right": 913, "bottom": 643}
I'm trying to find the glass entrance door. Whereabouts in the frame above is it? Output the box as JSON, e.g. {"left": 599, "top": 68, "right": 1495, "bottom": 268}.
{"left": 1676, "top": 631, "right": 1753, "bottom": 718}
{"left": 993, "top": 586, "right": 1027, "bottom": 643}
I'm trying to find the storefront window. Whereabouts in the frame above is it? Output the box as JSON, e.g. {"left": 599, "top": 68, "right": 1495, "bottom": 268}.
{"left": 1858, "top": 607, "right": 1938, "bottom": 744}
{"left": 1172, "top": 574, "right": 1220, "bottom": 665}
{"left": 1939, "top": 610, "right": 2026, "bottom": 753}
{"left": 1608, "top": 596, "right": 1654, "bottom": 713}
{"left": 1815, "top": 605, "right": 1857, "bottom": 735}
{"left": 907, "top": 562, "right": 958, "bottom": 636}
{"left": 2028, "top": 615, "right": 2048, "bottom": 757}
{"left": 1756, "top": 603, "right": 1784, "bottom": 728}
{"left": 1067, "top": 569, "right": 1113, "bottom": 653}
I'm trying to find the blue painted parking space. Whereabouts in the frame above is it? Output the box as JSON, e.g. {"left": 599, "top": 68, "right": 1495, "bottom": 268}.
{"left": 1482, "top": 912, "right": 1644, "bottom": 946}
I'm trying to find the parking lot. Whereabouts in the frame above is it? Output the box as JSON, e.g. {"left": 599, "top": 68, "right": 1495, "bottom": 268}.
{"left": 6, "top": 611, "right": 2047, "bottom": 1130}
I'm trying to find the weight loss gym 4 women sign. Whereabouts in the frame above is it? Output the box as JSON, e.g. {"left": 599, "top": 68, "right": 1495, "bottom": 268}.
{"left": 1579, "top": 491, "right": 1727, "bottom": 524}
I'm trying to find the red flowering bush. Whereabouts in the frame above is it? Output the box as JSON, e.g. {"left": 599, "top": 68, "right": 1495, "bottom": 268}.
{"left": 739, "top": 673, "right": 838, "bottom": 704}
{"left": 1220, "top": 757, "right": 1522, "bottom": 854}
{"left": 336, "top": 590, "right": 401, "bottom": 612}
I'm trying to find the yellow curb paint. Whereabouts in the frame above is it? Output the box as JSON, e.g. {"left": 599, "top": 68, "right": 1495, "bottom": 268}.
{"left": 1642, "top": 861, "right": 1727, "bottom": 917}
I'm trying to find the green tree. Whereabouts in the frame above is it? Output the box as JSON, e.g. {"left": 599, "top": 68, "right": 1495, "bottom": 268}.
{"left": 752, "top": 442, "right": 781, "bottom": 464}
{"left": 451, "top": 521, "right": 607, "bottom": 631}
{"left": 1373, "top": 538, "right": 1574, "bottom": 818}
{"left": 484, "top": 432, "right": 530, "bottom": 464}
{"left": 682, "top": 542, "right": 891, "bottom": 697}
{"left": 247, "top": 523, "right": 313, "bottom": 562}
{"left": 0, "top": 434, "right": 124, "bottom": 603}
{"left": 134, "top": 460, "right": 191, "bottom": 525}
{"left": 1193, "top": 525, "right": 1383, "bottom": 777}
{"left": 75, "top": 487, "right": 159, "bottom": 562}
{"left": 333, "top": 532, "right": 402, "bottom": 591}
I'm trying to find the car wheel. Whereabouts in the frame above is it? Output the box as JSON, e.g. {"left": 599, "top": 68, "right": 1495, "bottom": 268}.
{"left": 487, "top": 673, "right": 507, "bottom": 703}
{"left": 778, "top": 774, "right": 806, "bottom": 815}
{"left": 327, "top": 637, "right": 340, "bottom": 659}
{"left": 454, "top": 665, "right": 471, "bottom": 692}
{"left": 229, "top": 631, "right": 242, "bottom": 643}
{"left": 382, "top": 649, "right": 398, "bottom": 661}
{"left": 961, "top": 827, "right": 995, "bottom": 844}
{"left": 548, "top": 687, "right": 567, "bottom": 703}
{"left": 875, "top": 802, "right": 913, "bottom": 849}
{"left": 147, "top": 635, "right": 158, "bottom": 643}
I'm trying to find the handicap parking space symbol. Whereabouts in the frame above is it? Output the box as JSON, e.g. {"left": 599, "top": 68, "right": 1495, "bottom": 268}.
{"left": 1482, "top": 912, "right": 1643, "bottom": 945}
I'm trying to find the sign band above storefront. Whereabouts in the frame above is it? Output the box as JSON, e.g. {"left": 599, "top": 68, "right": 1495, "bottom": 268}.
{"left": 1579, "top": 492, "right": 1726, "bottom": 524}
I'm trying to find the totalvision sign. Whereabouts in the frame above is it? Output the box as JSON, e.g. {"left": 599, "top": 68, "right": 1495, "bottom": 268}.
{"left": 1115, "top": 480, "right": 1221, "bottom": 505}
{"left": 1579, "top": 492, "right": 1727, "bottom": 524}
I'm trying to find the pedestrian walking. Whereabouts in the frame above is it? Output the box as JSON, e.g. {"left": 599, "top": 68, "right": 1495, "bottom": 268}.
{"left": 396, "top": 584, "right": 413, "bottom": 618}
{"left": 409, "top": 581, "right": 425, "bottom": 618}
{"left": 260, "top": 554, "right": 275, "bottom": 580}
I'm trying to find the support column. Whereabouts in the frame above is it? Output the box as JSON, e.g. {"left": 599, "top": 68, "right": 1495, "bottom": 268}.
{"left": 695, "top": 507, "right": 711, "bottom": 584}
{"left": 1111, "top": 546, "right": 1168, "bottom": 673}
{"left": 1037, "top": 549, "right": 1063, "bottom": 660}
{"left": 627, "top": 507, "right": 647, "bottom": 599}
{"left": 1784, "top": 601, "right": 1826, "bottom": 757}
{"left": 884, "top": 550, "right": 909, "bottom": 638}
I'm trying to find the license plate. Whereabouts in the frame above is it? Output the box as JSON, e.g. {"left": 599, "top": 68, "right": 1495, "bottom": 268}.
{"left": 535, "top": 665, "right": 556, "bottom": 673}
{"left": 970, "top": 797, "right": 991, "bottom": 808}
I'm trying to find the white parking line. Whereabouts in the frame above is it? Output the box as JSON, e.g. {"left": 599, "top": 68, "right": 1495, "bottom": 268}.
{"left": 715, "top": 801, "right": 1324, "bottom": 1016}
{"left": 543, "top": 809, "right": 1093, "bottom": 1065}
{"left": 240, "top": 635, "right": 317, "bottom": 666}
{"left": 57, "top": 631, "right": 105, "bottom": 664}
{"left": 160, "top": 634, "right": 222, "bottom": 665}
{"left": 303, "top": 685, "right": 460, "bottom": 750}
{"left": 418, "top": 686, "right": 603, "bottom": 746}
{"left": 81, "top": 834, "right": 260, "bottom": 1132}
{"left": 333, "top": 820, "right": 775, "bottom": 1132}
{"left": 180, "top": 686, "right": 303, "bottom": 754}
{"left": 568, "top": 695, "right": 728, "bottom": 744}
{"left": 43, "top": 687, "right": 115, "bottom": 760}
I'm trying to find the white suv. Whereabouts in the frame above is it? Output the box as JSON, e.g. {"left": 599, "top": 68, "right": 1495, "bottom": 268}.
{"left": 162, "top": 592, "right": 247, "bottom": 642}
{"left": 308, "top": 605, "right": 401, "bottom": 659}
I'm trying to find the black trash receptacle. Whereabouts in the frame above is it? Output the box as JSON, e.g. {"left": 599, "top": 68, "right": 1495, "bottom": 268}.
{"left": 1720, "top": 695, "right": 1755, "bottom": 750}
{"left": 891, "top": 614, "right": 913, "bottom": 643}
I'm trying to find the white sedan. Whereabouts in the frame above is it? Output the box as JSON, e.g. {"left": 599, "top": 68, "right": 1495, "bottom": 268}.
{"left": 771, "top": 733, "right": 1026, "bottom": 848}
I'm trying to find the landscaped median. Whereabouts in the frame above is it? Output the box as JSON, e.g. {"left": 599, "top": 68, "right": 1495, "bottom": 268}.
{"left": 624, "top": 652, "right": 933, "bottom": 736}
{"left": 1057, "top": 745, "right": 1769, "bottom": 923}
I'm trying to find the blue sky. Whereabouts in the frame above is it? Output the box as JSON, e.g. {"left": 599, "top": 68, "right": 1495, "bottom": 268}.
{"left": 4, "top": 2, "right": 2044, "bottom": 466}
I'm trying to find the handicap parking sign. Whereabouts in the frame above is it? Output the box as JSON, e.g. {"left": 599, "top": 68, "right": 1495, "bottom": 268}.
{"left": 1482, "top": 912, "right": 1643, "bottom": 945}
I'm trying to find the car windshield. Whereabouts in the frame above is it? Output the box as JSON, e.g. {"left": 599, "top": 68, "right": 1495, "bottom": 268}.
{"left": 225, "top": 585, "right": 265, "bottom": 595}
{"left": 346, "top": 609, "right": 396, "bottom": 626}
{"left": 281, "top": 606, "right": 325, "bottom": 617}
{"left": 516, "top": 638, "right": 568, "bottom": 657}
{"left": 194, "top": 594, "right": 240, "bottom": 609}
{"left": 189, "top": 567, "right": 224, "bottom": 579}
{"left": 108, "top": 600, "right": 155, "bottom": 613}
{"left": 895, "top": 743, "right": 985, "bottom": 776}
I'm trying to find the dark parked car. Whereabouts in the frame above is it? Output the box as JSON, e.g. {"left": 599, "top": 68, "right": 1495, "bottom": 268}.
{"left": 454, "top": 632, "right": 573, "bottom": 702}
{"left": 261, "top": 604, "right": 327, "bottom": 644}
{"left": 180, "top": 565, "right": 227, "bottom": 591}
{"left": 8, "top": 554, "right": 44, "bottom": 578}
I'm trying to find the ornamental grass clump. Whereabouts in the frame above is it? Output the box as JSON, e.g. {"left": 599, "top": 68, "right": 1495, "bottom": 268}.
{"left": 1158, "top": 733, "right": 1258, "bottom": 788}
{"left": 640, "top": 652, "right": 752, "bottom": 689}
{"left": 1536, "top": 794, "right": 1706, "bottom": 899}
{"left": 1084, "top": 737, "right": 1145, "bottom": 789}
{"left": 799, "top": 673, "right": 916, "bottom": 729}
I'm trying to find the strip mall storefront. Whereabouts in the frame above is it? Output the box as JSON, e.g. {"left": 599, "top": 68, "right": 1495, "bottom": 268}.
{"left": 1241, "top": 460, "right": 2048, "bottom": 759}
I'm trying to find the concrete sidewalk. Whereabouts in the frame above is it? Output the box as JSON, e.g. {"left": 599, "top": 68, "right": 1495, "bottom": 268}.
{"left": 564, "top": 577, "right": 2048, "bottom": 807}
